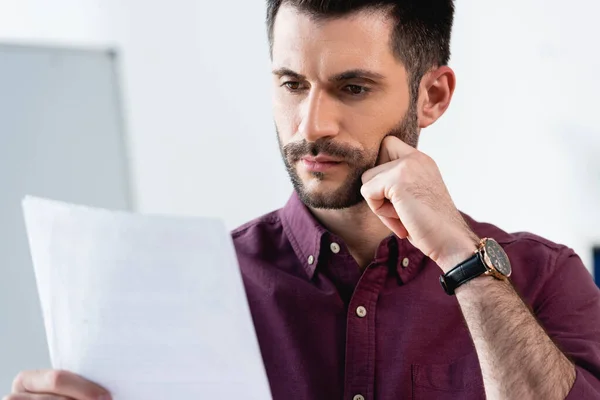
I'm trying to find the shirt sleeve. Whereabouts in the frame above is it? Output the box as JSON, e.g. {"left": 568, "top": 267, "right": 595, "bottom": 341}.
{"left": 566, "top": 367, "right": 600, "bottom": 399}
{"left": 534, "top": 246, "right": 600, "bottom": 398}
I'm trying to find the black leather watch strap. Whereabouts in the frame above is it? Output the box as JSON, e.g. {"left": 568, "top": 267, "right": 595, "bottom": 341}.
{"left": 439, "top": 252, "right": 487, "bottom": 295}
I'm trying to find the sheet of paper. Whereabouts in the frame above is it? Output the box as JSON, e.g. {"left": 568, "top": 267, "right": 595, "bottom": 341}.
{"left": 22, "top": 196, "right": 272, "bottom": 400}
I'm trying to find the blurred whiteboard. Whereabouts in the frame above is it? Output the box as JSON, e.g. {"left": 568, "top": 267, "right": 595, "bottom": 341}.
{"left": 0, "top": 44, "right": 132, "bottom": 392}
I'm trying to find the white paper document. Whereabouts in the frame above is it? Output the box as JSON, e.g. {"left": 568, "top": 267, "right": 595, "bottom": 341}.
{"left": 22, "top": 196, "right": 272, "bottom": 400}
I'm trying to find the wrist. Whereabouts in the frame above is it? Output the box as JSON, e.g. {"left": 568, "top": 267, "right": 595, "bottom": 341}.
{"left": 454, "top": 272, "right": 510, "bottom": 295}
{"left": 436, "top": 234, "right": 480, "bottom": 273}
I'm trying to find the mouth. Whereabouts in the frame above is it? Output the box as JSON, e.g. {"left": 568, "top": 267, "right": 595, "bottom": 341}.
{"left": 300, "top": 155, "right": 344, "bottom": 173}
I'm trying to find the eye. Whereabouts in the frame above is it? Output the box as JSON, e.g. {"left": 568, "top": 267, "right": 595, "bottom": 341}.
{"left": 344, "top": 85, "right": 370, "bottom": 96}
{"left": 282, "top": 81, "right": 303, "bottom": 91}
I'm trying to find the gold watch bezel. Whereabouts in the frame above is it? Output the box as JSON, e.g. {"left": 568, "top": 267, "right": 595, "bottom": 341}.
{"left": 478, "top": 238, "right": 510, "bottom": 280}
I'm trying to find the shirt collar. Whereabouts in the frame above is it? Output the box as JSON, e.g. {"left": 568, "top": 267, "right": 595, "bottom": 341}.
{"left": 280, "top": 192, "right": 427, "bottom": 282}
{"left": 280, "top": 192, "right": 326, "bottom": 279}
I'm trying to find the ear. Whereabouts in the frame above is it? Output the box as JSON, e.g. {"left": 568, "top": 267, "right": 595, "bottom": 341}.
{"left": 417, "top": 66, "right": 456, "bottom": 129}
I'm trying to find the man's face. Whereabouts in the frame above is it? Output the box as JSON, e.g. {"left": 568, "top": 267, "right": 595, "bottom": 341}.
{"left": 271, "top": 5, "right": 419, "bottom": 210}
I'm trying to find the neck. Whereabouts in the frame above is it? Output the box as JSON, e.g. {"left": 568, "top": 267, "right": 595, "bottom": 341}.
{"left": 310, "top": 201, "right": 391, "bottom": 269}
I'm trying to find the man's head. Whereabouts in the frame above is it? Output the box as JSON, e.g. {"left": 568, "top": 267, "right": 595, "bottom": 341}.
{"left": 268, "top": 0, "right": 456, "bottom": 209}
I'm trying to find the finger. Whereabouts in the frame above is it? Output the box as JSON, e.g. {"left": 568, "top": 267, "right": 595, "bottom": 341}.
{"left": 361, "top": 159, "right": 396, "bottom": 185}
{"left": 377, "top": 135, "right": 416, "bottom": 165}
{"left": 361, "top": 185, "right": 409, "bottom": 238}
{"left": 379, "top": 216, "right": 409, "bottom": 239}
{"left": 4, "top": 393, "right": 73, "bottom": 400}
{"left": 361, "top": 175, "right": 403, "bottom": 219}
{"left": 360, "top": 176, "right": 388, "bottom": 215}
{"left": 361, "top": 172, "right": 410, "bottom": 238}
{"left": 361, "top": 181, "right": 409, "bottom": 238}
{"left": 374, "top": 201, "right": 398, "bottom": 219}
{"left": 12, "top": 370, "right": 110, "bottom": 400}
{"left": 376, "top": 203, "right": 410, "bottom": 238}
{"left": 363, "top": 137, "right": 418, "bottom": 184}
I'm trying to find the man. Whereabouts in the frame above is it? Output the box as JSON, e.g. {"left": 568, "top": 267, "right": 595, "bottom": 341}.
{"left": 6, "top": 1, "right": 600, "bottom": 399}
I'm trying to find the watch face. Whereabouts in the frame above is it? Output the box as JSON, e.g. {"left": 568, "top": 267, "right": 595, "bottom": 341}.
{"left": 484, "top": 239, "right": 512, "bottom": 276}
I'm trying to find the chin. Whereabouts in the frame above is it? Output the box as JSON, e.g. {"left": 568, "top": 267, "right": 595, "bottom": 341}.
{"left": 289, "top": 163, "right": 366, "bottom": 209}
{"left": 299, "top": 191, "right": 366, "bottom": 210}
{"left": 295, "top": 181, "right": 366, "bottom": 210}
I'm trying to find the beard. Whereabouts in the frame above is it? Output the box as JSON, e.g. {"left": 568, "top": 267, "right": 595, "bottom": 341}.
{"left": 278, "top": 101, "right": 419, "bottom": 210}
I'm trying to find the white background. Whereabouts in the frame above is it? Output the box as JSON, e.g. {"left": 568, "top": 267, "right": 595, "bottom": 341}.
{"left": 0, "top": 0, "right": 599, "bottom": 386}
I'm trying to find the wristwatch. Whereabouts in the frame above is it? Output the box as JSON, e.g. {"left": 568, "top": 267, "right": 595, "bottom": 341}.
{"left": 439, "top": 237, "right": 512, "bottom": 295}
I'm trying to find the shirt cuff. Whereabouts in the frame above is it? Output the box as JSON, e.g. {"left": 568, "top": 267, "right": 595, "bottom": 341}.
{"left": 565, "top": 367, "right": 600, "bottom": 399}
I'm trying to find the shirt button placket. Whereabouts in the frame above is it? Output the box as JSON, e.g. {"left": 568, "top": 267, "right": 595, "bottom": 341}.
{"left": 344, "top": 266, "right": 387, "bottom": 400}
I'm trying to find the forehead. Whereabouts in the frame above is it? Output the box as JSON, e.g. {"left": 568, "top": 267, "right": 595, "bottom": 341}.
{"left": 271, "top": 5, "right": 401, "bottom": 74}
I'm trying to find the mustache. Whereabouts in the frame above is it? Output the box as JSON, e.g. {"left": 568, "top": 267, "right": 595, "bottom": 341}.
{"left": 283, "top": 139, "right": 363, "bottom": 164}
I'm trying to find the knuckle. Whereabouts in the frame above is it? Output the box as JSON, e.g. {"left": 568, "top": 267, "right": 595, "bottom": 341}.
{"left": 417, "top": 152, "right": 435, "bottom": 167}
{"left": 85, "top": 385, "right": 108, "bottom": 398}
{"left": 393, "top": 160, "right": 410, "bottom": 180}
{"left": 360, "top": 172, "right": 370, "bottom": 184}
{"left": 395, "top": 160, "right": 408, "bottom": 174}
{"left": 359, "top": 183, "right": 369, "bottom": 197}
{"left": 11, "top": 370, "right": 27, "bottom": 391}
{"left": 46, "top": 369, "right": 68, "bottom": 390}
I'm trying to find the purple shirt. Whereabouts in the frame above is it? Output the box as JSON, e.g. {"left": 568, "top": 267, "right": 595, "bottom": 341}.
{"left": 232, "top": 193, "right": 600, "bottom": 399}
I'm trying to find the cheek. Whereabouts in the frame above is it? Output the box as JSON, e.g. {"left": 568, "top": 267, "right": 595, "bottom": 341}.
{"left": 344, "top": 114, "right": 388, "bottom": 150}
{"left": 272, "top": 93, "right": 300, "bottom": 140}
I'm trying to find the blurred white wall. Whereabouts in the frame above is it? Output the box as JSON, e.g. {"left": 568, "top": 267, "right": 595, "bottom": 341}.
{"left": 0, "top": 0, "right": 111, "bottom": 45}
{"left": 435, "top": 0, "right": 600, "bottom": 269}
{"left": 101, "top": 0, "right": 291, "bottom": 231}
{"left": 0, "top": 46, "right": 132, "bottom": 392}
{"left": 1, "top": 0, "right": 598, "bottom": 271}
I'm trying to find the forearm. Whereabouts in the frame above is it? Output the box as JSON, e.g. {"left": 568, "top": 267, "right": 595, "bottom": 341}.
{"left": 456, "top": 276, "right": 576, "bottom": 399}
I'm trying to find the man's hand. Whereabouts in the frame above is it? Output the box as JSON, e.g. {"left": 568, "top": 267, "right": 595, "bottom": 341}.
{"left": 361, "top": 137, "right": 581, "bottom": 400}
{"left": 4, "top": 370, "right": 111, "bottom": 400}
{"left": 361, "top": 135, "right": 478, "bottom": 272}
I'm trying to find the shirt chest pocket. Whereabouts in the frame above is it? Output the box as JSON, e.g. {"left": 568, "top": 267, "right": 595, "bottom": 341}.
{"left": 411, "top": 352, "right": 485, "bottom": 400}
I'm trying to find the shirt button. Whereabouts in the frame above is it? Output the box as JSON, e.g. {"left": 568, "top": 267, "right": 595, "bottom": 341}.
{"left": 402, "top": 257, "right": 410, "bottom": 268}
{"left": 330, "top": 242, "right": 341, "bottom": 254}
{"left": 356, "top": 306, "right": 367, "bottom": 318}
{"left": 308, "top": 255, "right": 315, "bottom": 265}
{"left": 353, "top": 395, "right": 365, "bottom": 400}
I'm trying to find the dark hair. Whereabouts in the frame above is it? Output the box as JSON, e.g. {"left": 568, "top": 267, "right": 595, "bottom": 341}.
{"left": 266, "top": 0, "right": 455, "bottom": 96}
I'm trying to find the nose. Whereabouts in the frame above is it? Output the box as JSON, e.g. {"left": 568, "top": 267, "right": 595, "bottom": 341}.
{"left": 297, "top": 89, "right": 340, "bottom": 142}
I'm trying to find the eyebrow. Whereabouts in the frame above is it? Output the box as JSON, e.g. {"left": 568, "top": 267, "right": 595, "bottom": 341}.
{"left": 272, "top": 67, "right": 385, "bottom": 83}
